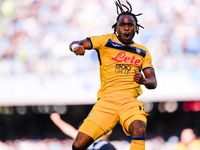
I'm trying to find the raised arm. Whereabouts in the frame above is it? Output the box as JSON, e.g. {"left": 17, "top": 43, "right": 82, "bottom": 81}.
{"left": 134, "top": 68, "right": 157, "bottom": 89}
{"left": 50, "top": 113, "right": 78, "bottom": 139}
{"left": 69, "top": 38, "right": 92, "bottom": 56}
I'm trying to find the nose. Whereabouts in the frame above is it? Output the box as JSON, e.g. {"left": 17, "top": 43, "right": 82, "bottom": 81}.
{"left": 124, "top": 25, "right": 129, "bottom": 30}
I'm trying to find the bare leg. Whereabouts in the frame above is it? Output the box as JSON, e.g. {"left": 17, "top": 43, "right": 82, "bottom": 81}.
{"left": 129, "top": 120, "right": 146, "bottom": 150}
{"left": 129, "top": 120, "right": 146, "bottom": 137}
{"left": 73, "top": 131, "right": 94, "bottom": 149}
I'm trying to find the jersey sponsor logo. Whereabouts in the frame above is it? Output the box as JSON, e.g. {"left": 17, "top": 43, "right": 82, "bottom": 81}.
{"left": 112, "top": 52, "right": 141, "bottom": 66}
{"left": 115, "top": 64, "right": 132, "bottom": 74}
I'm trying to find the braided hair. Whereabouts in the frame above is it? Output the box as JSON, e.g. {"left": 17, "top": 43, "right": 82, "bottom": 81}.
{"left": 112, "top": 0, "right": 144, "bottom": 34}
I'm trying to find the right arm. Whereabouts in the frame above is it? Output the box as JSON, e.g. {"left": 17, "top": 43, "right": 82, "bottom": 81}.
{"left": 50, "top": 113, "right": 78, "bottom": 139}
{"left": 69, "top": 38, "right": 92, "bottom": 56}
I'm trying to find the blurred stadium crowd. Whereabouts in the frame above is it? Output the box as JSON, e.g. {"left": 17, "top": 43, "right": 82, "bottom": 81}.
{"left": 0, "top": 136, "right": 180, "bottom": 150}
{"left": 0, "top": 0, "right": 200, "bottom": 75}
{"left": 0, "top": 135, "right": 199, "bottom": 150}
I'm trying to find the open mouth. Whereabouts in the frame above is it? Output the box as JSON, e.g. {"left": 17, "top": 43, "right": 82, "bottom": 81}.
{"left": 124, "top": 33, "right": 130, "bottom": 40}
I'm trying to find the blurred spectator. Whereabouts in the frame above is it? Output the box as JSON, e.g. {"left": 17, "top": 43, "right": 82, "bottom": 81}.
{"left": 50, "top": 113, "right": 78, "bottom": 139}
{"left": 174, "top": 128, "right": 200, "bottom": 150}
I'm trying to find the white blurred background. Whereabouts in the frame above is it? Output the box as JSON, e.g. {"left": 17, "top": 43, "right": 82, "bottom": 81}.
{"left": 0, "top": 0, "right": 200, "bottom": 150}
{"left": 0, "top": 0, "right": 199, "bottom": 105}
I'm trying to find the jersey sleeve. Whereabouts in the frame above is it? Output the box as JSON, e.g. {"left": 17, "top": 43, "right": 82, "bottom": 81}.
{"left": 88, "top": 34, "right": 110, "bottom": 50}
{"left": 142, "top": 49, "right": 154, "bottom": 71}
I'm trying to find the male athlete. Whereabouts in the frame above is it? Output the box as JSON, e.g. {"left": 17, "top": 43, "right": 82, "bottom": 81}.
{"left": 69, "top": 0, "right": 157, "bottom": 150}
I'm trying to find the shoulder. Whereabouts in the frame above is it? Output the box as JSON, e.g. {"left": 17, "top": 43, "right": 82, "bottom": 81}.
{"left": 101, "top": 33, "right": 115, "bottom": 38}
{"left": 174, "top": 142, "right": 186, "bottom": 150}
{"left": 100, "top": 33, "right": 116, "bottom": 41}
{"left": 133, "top": 42, "right": 148, "bottom": 51}
{"left": 193, "top": 139, "right": 200, "bottom": 142}
{"left": 90, "top": 33, "right": 115, "bottom": 39}
{"left": 193, "top": 139, "right": 200, "bottom": 145}
{"left": 89, "top": 33, "right": 116, "bottom": 48}
{"left": 132, "top": 42, "right": 152, "bottom": 59}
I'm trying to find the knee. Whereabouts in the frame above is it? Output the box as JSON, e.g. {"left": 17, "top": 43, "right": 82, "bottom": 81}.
{"left": 73, "top": 140, "right": 83, "bottom": 149}
{"left": 136, "top": 125, "right": 146, "bottom": 137}
{"left": 73, "top": 132, "right": 94, "bottom": 149}
{"left": 73, "top": 139, "right": 90, "bottom": 150}
{"left": 129, "top": 120, "right": 146, "bottom": 137}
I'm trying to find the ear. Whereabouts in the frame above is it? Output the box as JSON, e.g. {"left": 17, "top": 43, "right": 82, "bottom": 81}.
{"left": 135, "top": 26, "right": 139, "bottom": 34}
{"left": 135, "top": 26, "right": 138, "bottom": 32}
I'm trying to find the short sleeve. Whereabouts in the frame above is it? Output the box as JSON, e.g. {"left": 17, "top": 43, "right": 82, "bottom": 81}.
{"left": 142, "top": 49, "right": 154, "bottom": 71}
{"left": 89, "top": 34, "right": 110, "bottom": 50}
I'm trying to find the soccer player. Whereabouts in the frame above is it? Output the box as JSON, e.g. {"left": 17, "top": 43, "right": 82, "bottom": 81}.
{"left": 69, "top": 0, "right": 157, "bottom": 150}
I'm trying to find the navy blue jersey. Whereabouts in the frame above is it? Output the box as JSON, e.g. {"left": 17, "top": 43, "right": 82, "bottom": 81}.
{"left": 88, "top": 140, "right": 116, "bottom": 150}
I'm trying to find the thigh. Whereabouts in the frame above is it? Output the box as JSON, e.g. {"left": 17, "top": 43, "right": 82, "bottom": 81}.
{"left": 79, "top": 120, "right": 105, "bottom": 141}
{"left": 119, "top": 97, "right": 148, "bottom": 136}
{"left": 80, "top": 97, "right": 119, "bottom": 140}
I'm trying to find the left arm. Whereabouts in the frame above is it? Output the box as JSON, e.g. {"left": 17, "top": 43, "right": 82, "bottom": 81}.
{"left": 134, "top": 68, "right": 157, "bottom": 89}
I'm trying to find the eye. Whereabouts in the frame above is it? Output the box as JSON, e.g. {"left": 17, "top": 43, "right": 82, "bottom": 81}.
{"left": 128, "top": 23, "right": 134, "bottom": 27}
{"left": 119, "top": 23, "right": 125, "bottom": 26}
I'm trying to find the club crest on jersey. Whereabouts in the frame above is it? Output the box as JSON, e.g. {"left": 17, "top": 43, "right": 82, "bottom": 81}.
{"left": 136, "top": 48, "right": 141, "bottom": 54}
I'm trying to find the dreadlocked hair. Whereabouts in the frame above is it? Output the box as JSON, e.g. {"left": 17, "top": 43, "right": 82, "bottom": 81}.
{"left": 112, "top": 0, "right": 144, "bottom": 34}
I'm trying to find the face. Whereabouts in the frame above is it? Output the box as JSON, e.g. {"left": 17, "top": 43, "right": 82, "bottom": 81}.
{"left": 116, "top": 15, "right": 137, "bottom": 44}
{"left": 180, "top": 129, "right": 196, "bottom": 145}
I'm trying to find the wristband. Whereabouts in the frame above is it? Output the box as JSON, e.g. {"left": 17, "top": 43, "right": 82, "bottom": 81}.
{"left": 70, "top": 44, "right": 80, "bottom": 52}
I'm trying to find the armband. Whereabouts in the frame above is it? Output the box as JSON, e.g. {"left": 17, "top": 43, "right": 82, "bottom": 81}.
{"left": 70, "top": 44, "right": 80, "bottom": 52}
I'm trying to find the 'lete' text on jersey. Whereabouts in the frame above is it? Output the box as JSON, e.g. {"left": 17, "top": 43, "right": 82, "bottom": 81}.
{"left": 88, "top": 34, "right": 154, "bottom": 98}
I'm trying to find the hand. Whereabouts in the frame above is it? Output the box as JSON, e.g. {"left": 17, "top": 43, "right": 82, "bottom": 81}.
{"left": 50, "top": 113, "right": 61, "bottom": 122}
{"left": 73, "top": 45, "right": 85, "bottom": 56}
{"left": 133, "top": 69, "right": 147, "bottom": 85}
